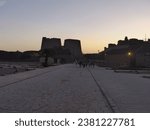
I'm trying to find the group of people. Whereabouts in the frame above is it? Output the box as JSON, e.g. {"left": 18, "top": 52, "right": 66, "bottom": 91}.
{"left": 74, "top": 60, "right": 95, "bottom": 68}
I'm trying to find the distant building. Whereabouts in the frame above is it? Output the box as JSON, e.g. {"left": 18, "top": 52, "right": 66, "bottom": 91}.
{"left": 64, "top": 39, "right": 82, "bottom": 58}
{"left": 40, "top": 37, "right": 83, "bottom": 65}
{"left": 136, "top": 44, "right": 150, "bottom": 67}
{"left": 41, "top": 37, "right": 61, "bottom": 50}
{"left": 105, "top": 37, "right": 150, "bottom": 68}
{"left": 105, "top": 45, "right": 133, "bottom": 68}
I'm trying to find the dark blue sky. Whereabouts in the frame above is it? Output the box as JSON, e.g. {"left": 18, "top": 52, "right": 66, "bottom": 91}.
{"left": 0, "top": 0, "right": 150, "bottom": 53}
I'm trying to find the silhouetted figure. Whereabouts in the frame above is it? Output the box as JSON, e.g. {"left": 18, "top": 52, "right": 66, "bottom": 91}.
{"left": 89, "top": 61, "right": 95, "bottom": 68}
{"left": 78, "top": 61, "right": 82, "bottom": 68}
{"left": 74, "top": 59, "right": 78, "bottom": 65}
{"left": 13, "top": 66, "right": 18, "bottom": 73}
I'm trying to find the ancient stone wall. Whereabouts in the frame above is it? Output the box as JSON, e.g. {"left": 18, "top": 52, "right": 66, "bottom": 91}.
{"left": 64, "top": 39, "right": 82, "bottom": 58}
{"left": 41, "top": 37, "right": 61, "bottom": 50}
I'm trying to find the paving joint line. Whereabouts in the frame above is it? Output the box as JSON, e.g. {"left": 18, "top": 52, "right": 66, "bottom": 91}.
{"left": 0, "top": 68, "right": 58, "bottom": 89}
{"left": 87, "top": 68, "right": 119, "bottom": 113}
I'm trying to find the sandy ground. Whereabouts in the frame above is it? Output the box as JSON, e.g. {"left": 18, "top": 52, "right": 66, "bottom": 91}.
{"left": 0, "top": 62, "right": 40, "bottom": 76}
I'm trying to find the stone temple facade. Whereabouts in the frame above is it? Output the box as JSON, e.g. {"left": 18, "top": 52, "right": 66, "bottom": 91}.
{"left": 64, "top": 39, "right": 82, "bottom": 58}
{"left": 41, "top": 37, "right": 61, "bottom": 50}
{"left": 40, "top": 37, "right": 83, "bottom": 64}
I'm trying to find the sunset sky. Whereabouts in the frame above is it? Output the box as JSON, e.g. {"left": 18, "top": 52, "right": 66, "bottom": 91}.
{"left": 0, "top": 0, "right": 150, "bottom": 53}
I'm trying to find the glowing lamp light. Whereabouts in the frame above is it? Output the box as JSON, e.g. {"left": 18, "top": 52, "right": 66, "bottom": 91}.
{"left": 128, "top": 52, "right": 132, "bottom": 56}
